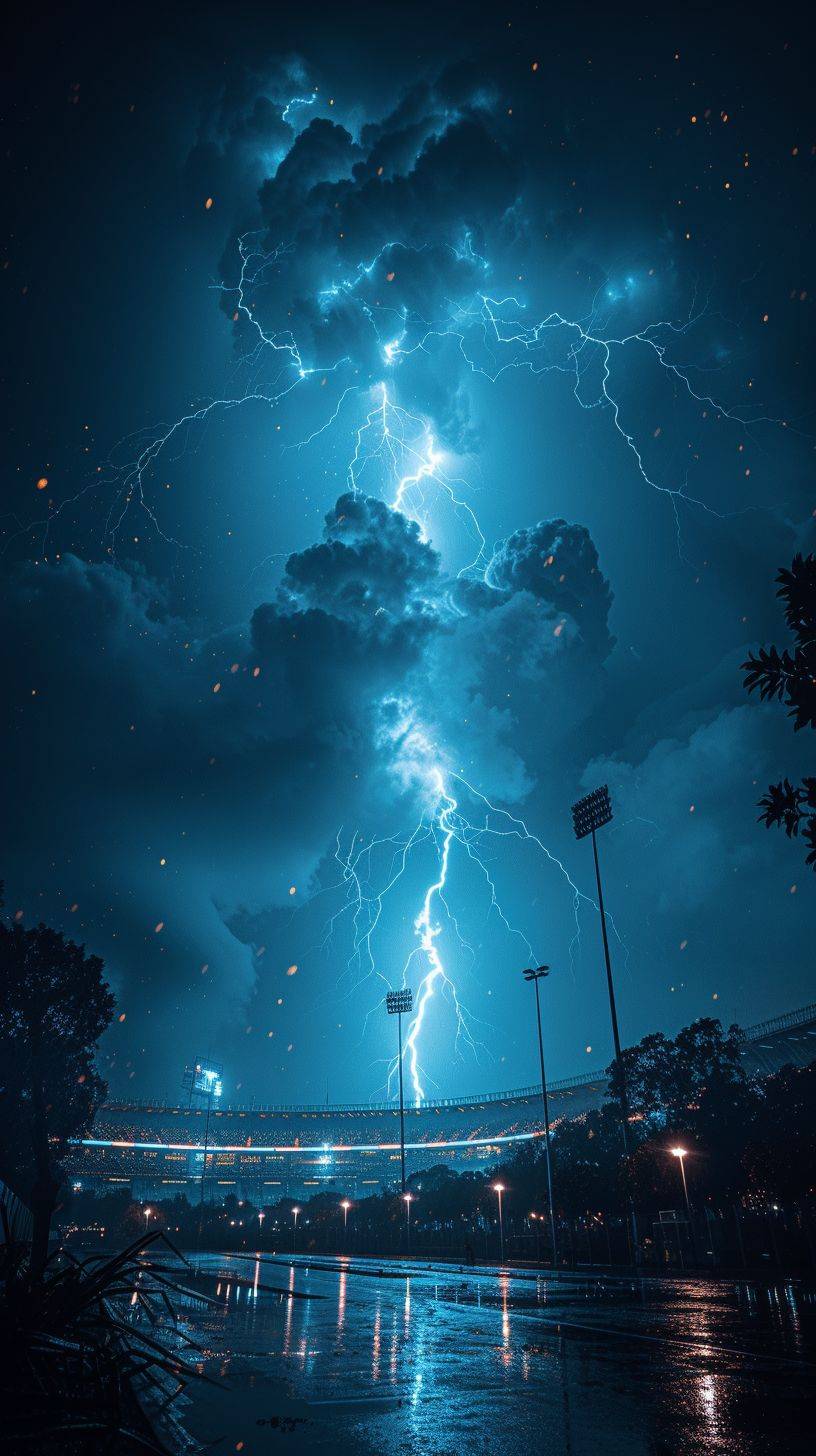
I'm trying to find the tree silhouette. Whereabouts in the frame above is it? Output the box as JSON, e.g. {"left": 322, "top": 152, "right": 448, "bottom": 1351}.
{"left": 742, "top": 553, "right": 816, "bottom": 868}
{"left": 0, "top": 918, "right": 114, "bottom": 1273}
{"left": 606, "top": 1016, "right": 747, "bottom": 1129}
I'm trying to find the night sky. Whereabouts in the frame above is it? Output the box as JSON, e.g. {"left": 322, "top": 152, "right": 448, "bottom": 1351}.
{"left": 3, "top": 2, "right": 814, "bottom": 1105}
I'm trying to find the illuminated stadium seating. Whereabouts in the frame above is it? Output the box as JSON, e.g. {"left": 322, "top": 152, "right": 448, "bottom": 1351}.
{"left": 71, "top": 1003, "right": 816, "bottom": 1202}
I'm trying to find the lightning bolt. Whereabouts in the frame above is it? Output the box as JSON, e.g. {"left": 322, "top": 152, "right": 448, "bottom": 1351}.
{"left": 29, "top": 221, "right": 780, "bottom": 566}
{"left": 321, "top": 702, "right": 601, "bottom": 1105}
{"left": 402, "top": 762, "right": 458, "bottom": 1103}
{"left": 22, "top": 99, "right": 788, "bottom": 1102}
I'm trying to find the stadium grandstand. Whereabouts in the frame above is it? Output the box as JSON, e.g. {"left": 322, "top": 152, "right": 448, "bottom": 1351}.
{"left": 70, "top": 1003, "right": 816, "bottom": 1204}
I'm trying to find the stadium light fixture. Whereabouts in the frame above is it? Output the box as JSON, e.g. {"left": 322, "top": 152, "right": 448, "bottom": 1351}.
{"left": 571, "top": 785, "right": 613, "bottom": 840}
{"left": 386, "top": 989, "right": 413, "bottom": 1015}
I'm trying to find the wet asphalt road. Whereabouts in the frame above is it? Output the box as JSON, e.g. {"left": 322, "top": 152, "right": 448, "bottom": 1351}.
{"left": 163, "top": 1253, "right": 816, "bottom": 1455}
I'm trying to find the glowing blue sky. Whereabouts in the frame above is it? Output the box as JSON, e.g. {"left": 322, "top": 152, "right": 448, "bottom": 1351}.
{"left": 3, "top": 2, "right": 813, "bottom": 1103}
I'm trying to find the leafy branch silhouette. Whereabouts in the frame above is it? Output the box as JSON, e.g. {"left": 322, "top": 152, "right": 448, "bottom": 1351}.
{"left": 743, "top": 553, "right": 816, "bottom": 868}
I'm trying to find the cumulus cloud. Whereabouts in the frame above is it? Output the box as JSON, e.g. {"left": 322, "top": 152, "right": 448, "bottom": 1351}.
{"left": 484, "top": 518, "right": 615, "bottom": 657}
{"left": 280, "top": 491, "right": 440, "bottom": 620}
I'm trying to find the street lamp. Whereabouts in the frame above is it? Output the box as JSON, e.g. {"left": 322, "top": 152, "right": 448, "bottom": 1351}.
{"left": 386, "top": 988, "right": 413, "bottom": 1194}
{"left": 258, "top": 1209, "right": 265, "bottom": 1245}
{"left": 670, "top": 1147, "right": 692, "bottom": 1218}
{"left": 571, "top": 785, "right": 639, "bottom": 1256}
{"left": 292, "top": 1205, "right": 300, "bottom": 1256}
{"left": 492, "top": 1183, "right": 506, "bottom": 1266}
{"left": 340, "top": 1199, "right": 351, "bottom": 1249}
{"left": 402, "top": 1191, "right": 414, "bottom": 1253}
{"left": 143, "top": 1205, "right": 152, "bottom": 1233}
{"left": 522, "top": 965, "right": 558, "bottom": 1267}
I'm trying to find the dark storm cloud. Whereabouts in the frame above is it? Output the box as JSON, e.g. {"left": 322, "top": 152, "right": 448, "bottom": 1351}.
{"left": 251, "top": 491, "right": 442, "bottom": 716}
{"left": 217, "top": 79, "right": 522, "bottom": 444}
{"left": 426, "top": 517, "right": 616, "bottom": 799}
{"left": 7, "top": 5, "right": 814, "bottom": 1100}
{"left": 183, "top": 56, "right": 313, "bottom": 217}
{"left": 279, "top": 491, "right": 440, "bottom": 618}
{"left": 485, "top": 518, "right": 615, "bottom": 658}
{"left": 270, "top": 117, "right": 362, "bottom": 200}
{"left": 0, "top": 499, "right": 443, "bottom": 1081}
{"left": 1, "top": 486, "right": 616, "bottom": 1084}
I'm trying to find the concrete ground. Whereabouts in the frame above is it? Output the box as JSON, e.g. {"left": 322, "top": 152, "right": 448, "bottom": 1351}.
{"left": 160, "top": 1252, "right": 815, "bottom": 1455}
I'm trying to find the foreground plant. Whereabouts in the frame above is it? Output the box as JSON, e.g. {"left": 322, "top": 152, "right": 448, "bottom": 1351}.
{"left": 2, "top": 1222, "right": 217, "bottom": 1454}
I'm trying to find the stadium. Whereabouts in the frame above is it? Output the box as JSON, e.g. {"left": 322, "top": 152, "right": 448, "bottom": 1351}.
{"left": 71, "top": 1004, "right": 816, "bottom": 1204}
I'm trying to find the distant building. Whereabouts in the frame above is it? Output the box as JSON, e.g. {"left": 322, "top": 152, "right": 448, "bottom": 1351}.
{"left": 70, "top": 1003, "right": 816, "bottom": 1203}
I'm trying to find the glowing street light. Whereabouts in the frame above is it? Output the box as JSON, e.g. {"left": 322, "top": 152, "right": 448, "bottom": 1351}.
{"left": 492, "top": 1183, "right": 506, "bottom": 1266}
{"left": 386, "top": 988, "right": 413, "bottom": 1194}
{"left": 529, "top": 1211, "right": 542, "bottom": 1262}
{"left": 340, "top": 1199, "right": 351, "bottom": 1228}
{"left": 522, "top": 965, "right": 558, "bottom": 1267}
{"left": 671, "top": 1147, "right": 692, "bottom": 1218}
{"left": 292, "top": 1205, "right": 301, "bottom": 1256}
{"left": 402, "top": 1190, "right": 415, "bottom": 1254}
{"left": 143, "top": 1205, "right": 152, "bottom": 1233}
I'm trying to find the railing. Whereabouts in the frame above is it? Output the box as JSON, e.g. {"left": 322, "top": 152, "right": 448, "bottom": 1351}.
{"left": 97, "top": 1002, "right": 816, "bottom": 1122}
{"left": 743, "top": 1003, "right": 816, "bottom": 1041}
{"left": 102, "top": 1068, "right": 607, "bottom": 1119}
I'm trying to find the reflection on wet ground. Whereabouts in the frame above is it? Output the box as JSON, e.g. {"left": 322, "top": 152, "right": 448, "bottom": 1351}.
{"left": 149, "top": 1253, "right": 816, "bottom": 1455}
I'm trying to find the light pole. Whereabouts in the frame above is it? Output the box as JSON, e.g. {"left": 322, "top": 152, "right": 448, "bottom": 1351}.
{"left": 522, "top": 966, "right": 558, "bottom": 1267}
{"left": 292, "top": 1205, "right": 300, "bottom": 1256}
{"left": 143, "top": 1205, "right": 152, "bottom": 1234}
{"left": 671, "top": 1148, "right": 692, "bottom": 1216}
{"left": 258, "top": 1210, "right": 265, "bottom": 1247}
{"left": 571, "top": 786, "right": 639, "bottom": 1258}
{"left": 492, "top": 1183, "right": 506, "bottom": 1265}
{"left": 402, "top": 1191, "right": 414, "bottom": 1253}
{"left": 386, "top": 988, "right": 413, "bottom": 1194}
{"left": 341, "top": 1199, "right": 351, "bottom": 1250}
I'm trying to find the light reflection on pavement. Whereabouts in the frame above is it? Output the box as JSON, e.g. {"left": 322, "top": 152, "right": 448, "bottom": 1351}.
{"left": 161, "top": 1253, "right": 815, "bottom": 1455}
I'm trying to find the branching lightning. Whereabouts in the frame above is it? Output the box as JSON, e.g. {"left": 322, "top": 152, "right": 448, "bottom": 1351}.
{"left": 325, "top": 707, "right": 603, "bottom": 1104}
{"left": 26, "top": 91, "right": 785, "bottom": 1103}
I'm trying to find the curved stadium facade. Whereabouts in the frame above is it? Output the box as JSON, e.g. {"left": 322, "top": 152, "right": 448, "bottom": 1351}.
{"left": 72, "top": 1004, "right": 816, "bottom": 1203}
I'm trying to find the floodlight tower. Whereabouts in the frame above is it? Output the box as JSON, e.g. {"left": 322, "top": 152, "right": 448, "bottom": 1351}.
{"left": 571, "top": 786, "right": 639, "bottom": 1255}
{"left": 570, "top": 788, "right": 624, "bottom": 1073}
{"left": 386, "top": 988, "right": 413, "bottom": 1194}
{"left": 182, "top": 1057, "right": 223, "bottom": 1210}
